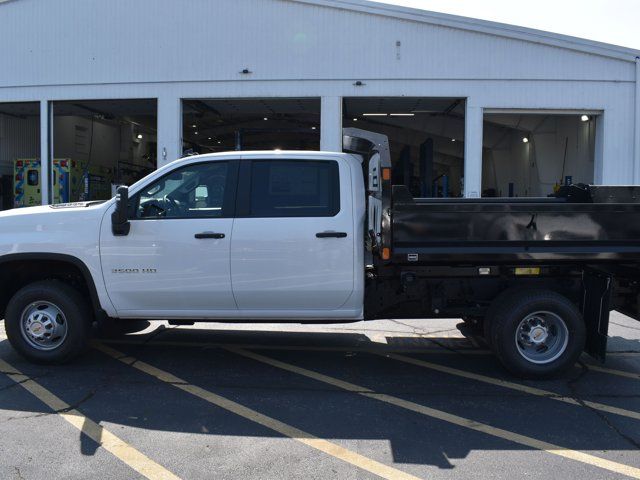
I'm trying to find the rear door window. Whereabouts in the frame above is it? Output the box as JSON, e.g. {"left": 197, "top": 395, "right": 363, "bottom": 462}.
{"left": 248, "top": 160, "right": 340, "bottom": 217}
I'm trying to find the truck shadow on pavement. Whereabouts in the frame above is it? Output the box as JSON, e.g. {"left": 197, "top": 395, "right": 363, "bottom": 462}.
{"left": 1, "top": 325, "right": 640, "bottom": 473}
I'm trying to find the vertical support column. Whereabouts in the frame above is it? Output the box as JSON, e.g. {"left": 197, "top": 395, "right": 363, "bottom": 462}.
{"left": 634, "top": 57, "right": 640, "bottom": 184}
{"left": 594, "top": 113, "right": 605, "bottom": 184}
{"left": 157, "top": 96, "right": 182, "bottom": 169}
{"left": 464, "top": 102, "right": 483, "bottom": 198}
{"left": 40, "top": 100, "right": 50, "bottom": 205}
{"left": 320, "top": 96, "right": 342, "bottom": 152}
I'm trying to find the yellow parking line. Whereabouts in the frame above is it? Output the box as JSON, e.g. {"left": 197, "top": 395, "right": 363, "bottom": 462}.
{"left": 228, "top": 347, "right": 640, "bottom": 480}
{"left": 379, "top": 353, "right": 640, "bottom": 421}
{"left": 0, "top": 358, "right": 180, "bottom": 480}
{"left": 584, "top": 363, "right": 640, "bottom": 381}
{"left": 94, "top": 343, "right": 422, "bottom": 480}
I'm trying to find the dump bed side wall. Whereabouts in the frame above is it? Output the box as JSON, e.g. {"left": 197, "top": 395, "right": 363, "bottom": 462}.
{"left": 392, "top": 202, "right": 640, "bottom": 265}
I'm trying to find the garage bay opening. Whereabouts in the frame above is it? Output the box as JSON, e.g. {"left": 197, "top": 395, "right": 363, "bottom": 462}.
{"left": 182, "top": 98, "right": 321, "bottom": 155}
{"left": 482, "top": 112, "right": 598, "bottom": 197}
{"left": 0, "top": 102, "right": 41, "bottom": 210}
{"left": 51, "top": 99, "right": 158, "bottom": 203}
{"left": 343, "top": 97, "right": 466, "bottom": 198}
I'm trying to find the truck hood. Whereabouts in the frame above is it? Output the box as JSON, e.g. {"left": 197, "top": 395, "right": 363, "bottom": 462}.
{"left": 0, "top": 202, "right": 110, "bottom": 257}
{"left": 0, "top": 201, "right": 108, "bottom": 219}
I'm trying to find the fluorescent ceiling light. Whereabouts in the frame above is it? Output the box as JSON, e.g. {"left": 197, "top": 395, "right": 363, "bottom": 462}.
{"left": 363, "top": 113, "right": 388, "bottom": 117}
{"left": 390, "top": 113, "right": 415, "bottom": 117}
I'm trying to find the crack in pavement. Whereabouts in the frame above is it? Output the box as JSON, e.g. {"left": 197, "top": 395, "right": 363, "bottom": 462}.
{"left": 4, "top": 388, "right": 97, "bottom": 424}
{"left": 568, "top": 360, "right": 640, "bottom": 450}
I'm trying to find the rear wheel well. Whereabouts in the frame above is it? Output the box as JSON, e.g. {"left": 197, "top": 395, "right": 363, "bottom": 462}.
{"left": 0, "top": 258, "right": 99, "bottom": 319}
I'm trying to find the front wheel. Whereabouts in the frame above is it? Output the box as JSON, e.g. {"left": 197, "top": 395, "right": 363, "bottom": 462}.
{"left": 488, "top": 290, "right": 585, "bottom": 378}
{"left": 5, "top": 280, "right": 92, "bottom": 364}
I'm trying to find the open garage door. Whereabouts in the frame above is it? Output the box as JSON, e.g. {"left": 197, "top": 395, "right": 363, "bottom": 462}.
{"left": 0, "top": 102, "right": 40, "bottom": 210}
{"left": 482, "top": 112, "right": 598, "bottom": 197}
{"left": 182, "top": 98, "right": 320, "bottom": 155}
{"left": 51, "top": 99, "right": 158, "bottom": 203}
{"left": 343, "top": 97, "right": 465, "bottom": 198}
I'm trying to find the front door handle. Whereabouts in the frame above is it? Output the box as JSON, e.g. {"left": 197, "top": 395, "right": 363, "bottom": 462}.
{"left": 195, "top": 232, "right": 225, "bottom": 239}
{"left": 316, "top": 232, "right": 347, "bottom": 238}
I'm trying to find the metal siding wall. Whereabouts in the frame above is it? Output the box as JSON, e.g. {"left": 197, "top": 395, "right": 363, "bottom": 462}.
{"left": 0, "top": 0, "right": 636, "bottom": 187}
{"left": 0, "top": 0, "right": 635, "bottom": 87}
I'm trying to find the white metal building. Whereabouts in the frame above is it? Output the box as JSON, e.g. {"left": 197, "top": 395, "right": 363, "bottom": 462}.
{"left": 0, "top": 0, "right": 638, "bottom": 208}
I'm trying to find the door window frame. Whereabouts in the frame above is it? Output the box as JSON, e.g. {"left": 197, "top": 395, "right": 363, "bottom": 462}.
{"left": 235, "top": 158, "right": 341, "bottom": 218}
{"left": 128, "top": 159, "right": 239, "bottom": 220}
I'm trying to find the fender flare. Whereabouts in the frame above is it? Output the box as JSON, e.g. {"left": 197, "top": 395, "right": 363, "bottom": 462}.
{"left": 0, "top": 253, "right": 104, "bottom": 315}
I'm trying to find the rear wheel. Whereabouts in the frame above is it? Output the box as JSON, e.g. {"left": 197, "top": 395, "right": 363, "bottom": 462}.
{"left": 5, "top": 281, "right": 92, "bottom": 364}
{"left": 488, "top": 289, "right": 585, "bottom": 378}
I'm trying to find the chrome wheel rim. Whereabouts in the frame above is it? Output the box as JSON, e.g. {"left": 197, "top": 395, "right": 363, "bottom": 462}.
{"left": 515, "top": 311, "right": 569, "bottom": 364}
{"left": 20, "top": 301, "right": 68, "bottom": 351}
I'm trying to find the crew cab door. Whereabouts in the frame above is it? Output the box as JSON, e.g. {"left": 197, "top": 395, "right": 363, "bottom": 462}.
{"left": 99, "top": 159, "right": 238, "bottom": 317}
{"left": 230, "top": 156, "right": 355, "bottom": 315}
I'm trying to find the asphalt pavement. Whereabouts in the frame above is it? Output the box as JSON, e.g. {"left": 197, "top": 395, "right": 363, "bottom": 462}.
{"left": 1, "top": 313, "right": 639, "bottom": 480}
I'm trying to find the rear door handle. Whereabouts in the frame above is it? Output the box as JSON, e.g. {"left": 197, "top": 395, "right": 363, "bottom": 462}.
{"left": 316, "top": 232, "right": 347, "bottom": 238}
{"left": 195, "top": 232, "right": 225, "bottom": 239}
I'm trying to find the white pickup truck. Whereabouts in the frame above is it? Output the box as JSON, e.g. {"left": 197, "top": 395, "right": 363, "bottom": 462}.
{"left": 2, "top": 129, "right": 640, "bottom": 378}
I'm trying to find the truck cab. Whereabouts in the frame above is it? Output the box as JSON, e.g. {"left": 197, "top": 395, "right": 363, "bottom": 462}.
{"left": 100, "top": 150, "right": 366, "bottom": 320}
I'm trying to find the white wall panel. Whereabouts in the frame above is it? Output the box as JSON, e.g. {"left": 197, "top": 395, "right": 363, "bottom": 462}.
{"left": 0, "top": 0, "right": 635, "bottom": 88}
{"left": 0, "top": 0, "right": 637, "bottom": 188}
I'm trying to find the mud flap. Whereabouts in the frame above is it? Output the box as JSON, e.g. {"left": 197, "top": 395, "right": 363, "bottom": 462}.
{"left": 582, "top": 268, "right": 613, "bottom": 362}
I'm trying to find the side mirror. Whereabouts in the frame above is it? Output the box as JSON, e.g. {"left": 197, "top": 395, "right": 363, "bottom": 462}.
{"left": 111, "top": 186, "right": 131, "bottom": 236}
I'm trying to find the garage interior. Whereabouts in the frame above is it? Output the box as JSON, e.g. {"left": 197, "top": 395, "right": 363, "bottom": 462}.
{"left": 482, "top": 113, "right": 597, "bottom": 197}
{"left": 182, "top": 98, "right": 321, "bottom": 155}
{"left": 51, "top": 99, "right": 158, "bottom": 203}
{"left": 0, "top": 102, "right": 41, "bottom": 210}
{"left": 343, "top": 97, "right": 466, "bottom": 198}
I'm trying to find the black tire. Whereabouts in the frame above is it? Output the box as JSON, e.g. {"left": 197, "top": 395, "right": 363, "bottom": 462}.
{"left": 483, "top": 287, "right": 533, "bottom": 350}
{"left": 5, "top": 280, "right": 92, "bottom": 364}
{"left": 488, "top": 289, "right": 585, "bottom": 378}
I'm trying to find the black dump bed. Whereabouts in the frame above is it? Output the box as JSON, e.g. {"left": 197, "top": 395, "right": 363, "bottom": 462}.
{"left": 391, "top": 185, "right": 640, "bottom": 265}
